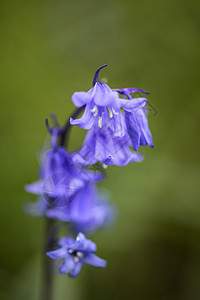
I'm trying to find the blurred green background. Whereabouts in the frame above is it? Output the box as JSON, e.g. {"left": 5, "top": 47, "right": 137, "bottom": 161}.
{"left": 0, "top": 0, "right": 200, "bottom": 299}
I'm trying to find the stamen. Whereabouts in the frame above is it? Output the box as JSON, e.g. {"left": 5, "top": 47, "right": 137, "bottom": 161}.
{"left": 94, "top": 108, "right": 98, "bottom": 117}
{"left": 107, "top": 107, "right": 113, "bottom": 118}
{"left": 76, "top": 251, "right": 84, "bottom": 258}
{"left": 98, "top": 116, "right": 102, "bottom": 128}
{"left": 73, "top": 256, "right": 79, "bottom": 263}
{"left": 91, "top": 106, "right": 97, "bottom": 113}
{"left": 68, "top": 249, "right": 74, "bottom": 254}
{"left": 112, "top": 108, "right": 119, "bottom": 115}
{"left": 91, "top": 106, "right": 98, "bottom": 117}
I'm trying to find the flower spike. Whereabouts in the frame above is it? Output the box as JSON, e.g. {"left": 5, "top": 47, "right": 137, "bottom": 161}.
{"left": 93, "top": 64, "right": 108, "bottom": 86}
{"left": 25, "top": 65, "right": 154, "bottom": 285}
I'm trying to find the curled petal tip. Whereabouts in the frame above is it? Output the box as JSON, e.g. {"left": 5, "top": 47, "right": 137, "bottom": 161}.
{"left": 93, "top": 64, "right": 108, "bottom": 86}
{"left": 50, "top": 113, "right": 60, "bottom": 127}
{"left": 45, "top": 118, "right": 62, "bottom": 135}
{"left": 45, "top": 118, "right": 53, "bottom": 134}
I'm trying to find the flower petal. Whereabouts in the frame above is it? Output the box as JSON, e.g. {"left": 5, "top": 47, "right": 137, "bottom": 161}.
{"left": 59, "top": 237, "right": 75, "bottom": 247}
{"left": 72, "top": 127, "right": 96, "bottom": 166}
{"left": 136, "top": 109, "right": 154, "bottom": 147}
{"left": 68, "top": 262, "right": 83, "bottom": 278}
{"left": 114, "top": 87, "right": 149, "bottom": 94}
{"left": 92, "top": 83, "right": 120, "bottom": 107}
{"left": 25, "top": 180, "right": 43, "bottom": 195}
{"left": 59, "top": 257, "right": 75, "bottom": 274}
{"left": 107, "top": 137, "right": 144, "bottom": 166}
{"left": 76, "top": 168, "right": 104, "bottom": 184}
{"left": 70, "top": 105, "right": 95, "bottom": 130}
{"left": 69, "top": 232, "right": 97, "bottom": 253}
{"left": 82, "top": 254, "right": 106, "bottom": 268}
{"left": 113, "top": 110, "right": 126, "bottom": 138}
{"left": 46, "top": 248, "right": 68, "bottom": 259}
{"left": 71, "top": 90, "right": 92, "bottom": 107}
{"left": 46, "top": 207, "right": 68, "bottom": 221}
{"left": 125, "top": 112, "right": 140, "bottom": 151}
{"left": 24, "top": 197, "right": 47, "bottom": 216}
{"left": 120, "top": 97, "right": 147, "bottom": 112}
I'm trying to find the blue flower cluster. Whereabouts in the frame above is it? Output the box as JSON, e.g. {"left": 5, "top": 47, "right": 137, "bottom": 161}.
{"left": 25, "top": 65, "right": 153, "bottom": 278}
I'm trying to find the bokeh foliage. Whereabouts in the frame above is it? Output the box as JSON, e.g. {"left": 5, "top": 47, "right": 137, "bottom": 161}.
{"left": 0, "top": 0, "right": 200, "bottom": 299}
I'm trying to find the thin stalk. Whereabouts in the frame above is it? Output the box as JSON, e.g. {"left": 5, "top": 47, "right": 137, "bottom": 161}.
{"left": 42, "top": 218, "right": 58, "bottom": 300}
{"left": 60, "top": 105, "right": 85, "bottom": 147}
{"left": 42, "top": 105, "right": 85, "bottom": 300}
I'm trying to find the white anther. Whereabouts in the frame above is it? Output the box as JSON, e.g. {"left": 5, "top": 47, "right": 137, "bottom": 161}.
{"left": 68, "top": 249, "right": 73, "bottom": 254}
{"left": 76, "top": 251, "right": 84, "bottom": 258}
{"left": 112, "top": 108, "right": 119, "bottom": 115}
{"left": 94, "top": 110, "right": 98, "bottom": 117}
{"left": 91, "top": 105, "right": 98, "bottom": 117}
{"left": 91, "top": 106, "right": 96, "bottom": 112}
{"left": 98, "top": 116, "right": 102, "bottom": 128}
{"left": 107, "top": 107, "right": 113, "bottom": 118}
{"left": 73, "top": 256, "right": 80, "bottom": 263}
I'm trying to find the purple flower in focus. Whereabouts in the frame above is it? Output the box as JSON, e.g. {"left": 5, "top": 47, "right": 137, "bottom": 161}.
{"left": 46, "top": 184, "right": 116, "bottom": 234}
{"left": 70, "top": 66, "right": 153, "bottom": 165}
{"left": 70, "top": 68, "right": 147, "bottom": 138}
{"left": 46, "top": 232, "right": 106, "bottom": 278}
{"left": 116, "top": 88, "right": 154, "bottom": 151}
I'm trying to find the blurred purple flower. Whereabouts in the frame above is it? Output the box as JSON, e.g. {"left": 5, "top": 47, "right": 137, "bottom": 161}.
{"left": 73, "top": 120, "right": 143, "bottom": 167}
{"left": 46, "top": 232, "right": 106, "bottom": 278}
{"left": 23, "top": 196, "right": 47, "bottom": 217}
{"left": 46, "top": 184, "right": 116, "bottom": 234}
{"left": 25, "top": 129, "right": 104, "bottom": 208}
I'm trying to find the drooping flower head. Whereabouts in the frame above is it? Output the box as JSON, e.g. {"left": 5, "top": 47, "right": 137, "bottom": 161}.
{"left": 25, "top": 126, "right": 104, "bottom": 208}
{"left": 70, "top": 65, "right": 147, "bottom": 138}
{"left": 46, "top": 232, "right": 106, "bottom": 278}
{"left": 115, "top": 88, "right": 154, "bottom": 151}
{"left": 46, "top": 184, "right": 116, "bottom": 234}
{"left": 72, "top": 121, "right": 143, "bottom": 166}
{"left": 70, "top": 65, "right": 153, "bottom": 166}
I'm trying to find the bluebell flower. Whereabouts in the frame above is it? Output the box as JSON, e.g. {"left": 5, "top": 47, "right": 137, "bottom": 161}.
{"left": 25, "top": 129, "right": 104, "bottom": 208}
{"left": 73, "top": 120, "right": 143, "bottom": 166}
{"left": 46, "top": 232, "right": 106, "bottom": 278}
{"left": 70, "top": 66, "right": 153, "bottom": 165}
{"left": 46, "top": 184, "right": 116, "bottom": 234}
{"left": 70, "top": 69, "right": 147, "bottom": 138}
{"left": 115, "top": 88, "right": 154, "bottom": 151}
